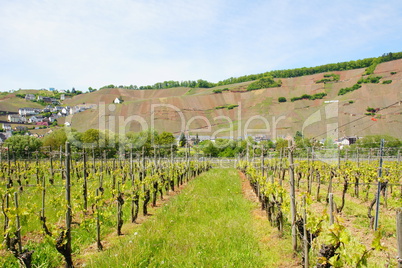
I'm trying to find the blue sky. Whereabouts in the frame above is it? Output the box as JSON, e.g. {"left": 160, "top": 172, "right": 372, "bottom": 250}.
{"left": 0, "top": 0, "right": 401, "bottom": 91}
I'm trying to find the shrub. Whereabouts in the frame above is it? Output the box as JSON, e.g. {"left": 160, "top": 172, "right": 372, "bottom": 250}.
{"left": 317, "top": 73, "right": 340, "bottom": 83}
{"left": 247, "top": 76, "right": 282, "bottom": 91}
{"left": 215, "top": 105, "right": 225, "bottom": 109}
{"left": 382, "top": 80, "right": 392, "bottom": 84}
{"left": 338, "top": 83, "right": 362, "bottom": 95}
{"left": 278, "top": 97, "right": 287, "bottom": 103}
{"left": 290, "top": 92, "right": 326, "bottom": 102}
{"left": 315, "top": 78, "right": 333, "bottom": 83}
{"left": 357, "top": 76, "right": 382, "bottom": 84}
{"left": 215, "top": 104, "right": 239, "bottom": 110}
{"left": 213, "top": 89, "right": 223, "bottom": 94}
{"left": 349, "top": 100, "right": 354, "bottom": 104}
{"left": 391, "top": 72, "right": 397, "bottom": 75}
{"left": 227, "top": 104, "right": 238, "bottom": 110}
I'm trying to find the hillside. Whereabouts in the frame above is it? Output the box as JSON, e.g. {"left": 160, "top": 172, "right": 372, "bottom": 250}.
{"left": 2, "top": 58, "right": 401, "bottom": 140}
{"left": 59, "top": 59, "right": 402, "bottom": 140}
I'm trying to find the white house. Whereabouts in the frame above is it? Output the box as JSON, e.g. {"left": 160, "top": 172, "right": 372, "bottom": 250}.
{"left": 25, "top": 94, "right": 35, "bottom": 101}
{"left": 8, "top": 114, "right": 26, "bottom": 123}
{"left": 49, "top": 114, "right": 59, "bottom": 122}
{"left": 42, "top": 105, "right": 53, "bottom": 113}
{"left": 334, "top": 136, "right": 358, "bottom": 149}
{"left": 52, "top": 106, "right": 64, "bottom": 113}
{"left": 29, "top": 116, "right": 45, "bottom": 123}
{"left": 19, "top": 107, "right": 40, "bottom": 116}
{"left": 113, "top": 97, "right": 122, "bottom": 104}
{"left": 2, "top": 124, "right": 11, "bottom": 131}
{"left": 61, "top": 107, "right": 69, "bottom": 115}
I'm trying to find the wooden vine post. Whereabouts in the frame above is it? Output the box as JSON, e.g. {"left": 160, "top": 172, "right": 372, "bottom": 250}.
{"left": 117, "top": 182, "right": 124, "bottom": 236}
{"left": 329, "top": 193, "right": 334, "bottom": 225}
{"left": 64, "top": 142, "right": 73, "bottom": 267}
{"left": 303, "top": 196, "right": 309, "bottom": 268}
{"left": 374, "top": 139, "right": 384, "bottom": 231}
{"left": 83, "top": 148, "right": 88, "bottom": 211}
{"left": 397, "top": 208, "right": 402, "bottom": 268}
{"left": 96, "top": 188, "right": 103, "bottom": 251}
{"left": 288, "top": 139, "right": 297, "bottom": 253}
{"left": 14, "top": 192, "right": 23, "bottom": 254}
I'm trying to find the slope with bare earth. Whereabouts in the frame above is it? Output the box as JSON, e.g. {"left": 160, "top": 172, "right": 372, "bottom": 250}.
{"left": 61, "top": 59, "right": 402, "bottom": 139}
{"left": 2, "top": 59, "right": 401, "bottom": 139}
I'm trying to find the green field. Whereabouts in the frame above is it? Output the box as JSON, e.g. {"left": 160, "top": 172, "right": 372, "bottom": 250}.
{"left": 85, "top": 168, "right": 293, "bottom": 267}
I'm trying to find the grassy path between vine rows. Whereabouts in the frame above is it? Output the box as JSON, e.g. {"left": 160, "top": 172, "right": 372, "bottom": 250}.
{"left": 83, "top": 168, "right": 296, "bottom": 267}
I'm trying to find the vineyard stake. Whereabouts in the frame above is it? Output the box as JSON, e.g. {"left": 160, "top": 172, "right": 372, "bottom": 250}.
{"left": 65, "top": 142, "right": 73, "bottom": 267}
{"left": 288, "top": 139, "right": 297, "bottom": 253}
{"left": 303, "top": 196, "right": 309, "bottom": 268}
{"left": 96, "top": 188, "right": 102, "bottom": 251}
{"left": 83, "top": 148, "right": 88, "bottom": 211}
{"left": 329, "top": 193, "right": 334, "bottom": 225}
{"left": 374, "top": 139, "right": 384, "bottom": 231}
{"left": 397, "top": 208, "right": 402, "bottom": 268}
{"left": 14, "top": 192, "right": 22, "bottom": 254}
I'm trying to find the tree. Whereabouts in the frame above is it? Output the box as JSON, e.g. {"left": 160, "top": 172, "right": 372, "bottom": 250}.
{"left": 201, "top": 141, "right": 219, "bottom": 157}
{"left": 42, "top": 128, "right": 67, "bottom": 149}
{"left": 194, "top": 134, "right": 200, "bottom": 145}
{"left": 3, "top": 135, "right": 42, "bottom": 158}
{"left": 179, "top": 132, "right": 186, "bottom": 147}
{"left": 278, "top": 97, "right": 287, "bottom": 102}
{"left": 82, "top": 129, "right": 102, "bottom": 144}
{"left": 88, "top": 87, "right": 97, "bottom": 93}
{"left": 275, "top": 138, "right": 288, "bottom": 151}
{"left": 247, "top": 76, "right": 282, "bottom": 91}
{"left": 157, "top": 131, "right": 177, "bottom": 156}
{"left": 294, "top": 131, "right": 303, "bottom": 140}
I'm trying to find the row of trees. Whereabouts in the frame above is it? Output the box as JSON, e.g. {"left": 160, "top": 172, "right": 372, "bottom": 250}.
{"left": 92, "top": 52, "right": 402, "bottom": 92}
{"left": 2, "top": 129, "right": 177, "bottom": 158}
{"left": 2, "top": 127, "right": 401, "bottom": 159}
{"left": 98, "top": 79, "right": 215, "bottom": 91}
{"left": 196, "top": 134, "right": 402, "bottom": 157}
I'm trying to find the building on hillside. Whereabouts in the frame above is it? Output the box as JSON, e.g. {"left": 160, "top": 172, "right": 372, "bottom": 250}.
{"left": 38, "top": 96, "right": 58, "bottom": 104}
{"left": 29, "top": 116, "right": 45, "bottom": 123}
{"left": 8, "top": 114, "right": 26, "bottom": 123}
{"left": 60, "top": 94, "right": 65, "bottom": 101}
{"left": 61, "top": 107, "right": 70, "bottom": 115}
{"left": 14, "top": 126, "right": 28, "bottom": 132}
{"left": 49, "top": 114, "right": 59, "bottom": 122}
{"left": 36, "top": 121, "right": 49, "bottom": 126}
{"left": 334, "top": 136, "right": 359, "bottom": 149}
{"left": 2, "top": 124, "right": 11, "bottom": 131}
{"left": 113, "top": 97, "right": 123, "bottom": 104}
{"left": 42, "top": 105, "right": 53, "bottom": 113}
{"left": 19, "top": 107, "right": 40, "bottom": 116}
{"left": 25, "top": 94, "right": 35, "bottom": 101}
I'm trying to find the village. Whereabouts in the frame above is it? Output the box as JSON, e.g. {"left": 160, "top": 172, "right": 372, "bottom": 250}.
{"left": 0, "top": 92, "right": 95, "bottom": 143}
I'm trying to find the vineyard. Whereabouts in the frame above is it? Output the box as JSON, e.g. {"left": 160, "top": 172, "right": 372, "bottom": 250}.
{"left": 0, "top": 142, "right": 401, "bottom": 267}
{"left": 0, "top": 143, "right": 211, "bottom": 267}
{"left": 238, "top": 143, "right": 402, "bottom": 267}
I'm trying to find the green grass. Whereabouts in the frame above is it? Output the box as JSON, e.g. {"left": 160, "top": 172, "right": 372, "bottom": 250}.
{"left": 85, "top": 168, "right": 292, "bottom": 267}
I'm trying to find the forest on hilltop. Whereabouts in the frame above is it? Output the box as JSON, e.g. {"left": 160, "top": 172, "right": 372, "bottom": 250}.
{"left": 98, "top": 52, "right": 402, "bottom": 91}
